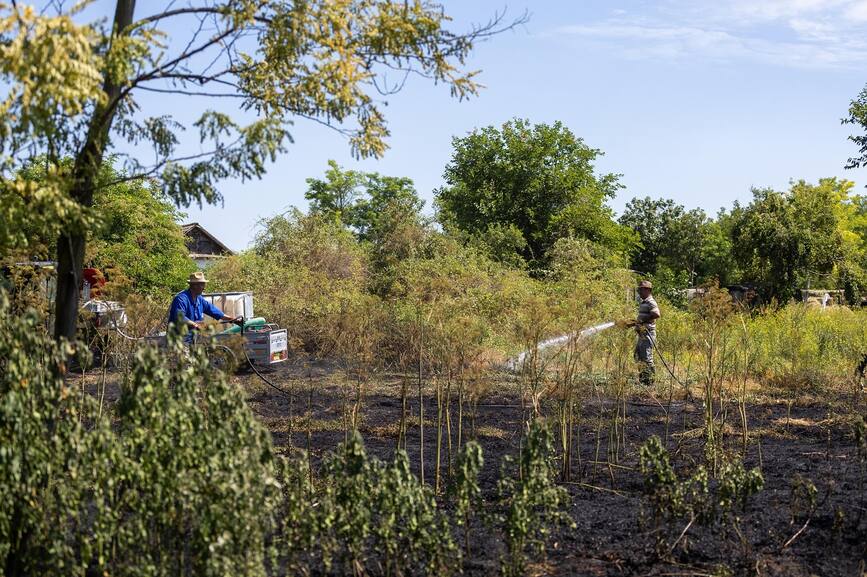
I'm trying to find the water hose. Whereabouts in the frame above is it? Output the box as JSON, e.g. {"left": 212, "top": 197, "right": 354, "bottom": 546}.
{"left": 238, "top": 317, "right": 296, "bottom": 400}
{"left": 645, "top": 330, "right": 687, "bottom": 389}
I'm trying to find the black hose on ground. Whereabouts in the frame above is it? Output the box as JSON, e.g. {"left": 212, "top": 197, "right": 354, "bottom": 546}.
{"left": 239, "top": 320, "right": 296, "bottom": 400}
{"left": 645, "top": 330, "right": 687, "bottom": 390}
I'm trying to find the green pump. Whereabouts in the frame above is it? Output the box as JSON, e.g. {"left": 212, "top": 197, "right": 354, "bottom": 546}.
{"left": 220, "top": 317, "right": 266, "bottom": 334}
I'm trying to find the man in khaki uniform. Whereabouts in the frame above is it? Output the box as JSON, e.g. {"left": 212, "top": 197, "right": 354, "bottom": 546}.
{"left": 634, "top": 280, "right": 660, "bottom": 386}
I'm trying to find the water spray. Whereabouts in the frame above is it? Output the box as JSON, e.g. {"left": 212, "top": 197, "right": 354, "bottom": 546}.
{"left": 507, "top": 320, "right": 616, "bottom": 373}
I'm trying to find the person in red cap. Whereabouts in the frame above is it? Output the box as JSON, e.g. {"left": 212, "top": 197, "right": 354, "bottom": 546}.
{"left": 82, "top": 267, "right": 105, "bottom": 297}
{"left": 634, "top": 280, "right": 660, "bottom": 386}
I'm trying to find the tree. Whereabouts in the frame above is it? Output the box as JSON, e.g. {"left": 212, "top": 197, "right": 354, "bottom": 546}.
{"left": 434, "top": 119, "right": 632, "bottom": 270}
{"left": 305, "top": 160, "right": 365, "bottom": 223}
{"left": 844, "top": 83, "right": 867, "bottom": 176}
{"left": 700, "top": 211, "right": 739, "bottom": 287}
{"left": 668, "top": 208, "right": 710, "bottom": 286}
{"left": 619, "top": 198, "right": 715, "bottom": 287}
{"left": 11, "top": 158, "right": 194, "bottom": 297}
{"left": 618, "top": 197, "right": 685, "bottom": 276}
{"left": 303, "top": 160, "right": 428, "bottom": 294}
{"left": 305, "top": 160, "right": 425, "bottom": 242}
{"left": 88, "top": 169, "right": 196, "bottom": 298}
{"left": 731, "top": 179, "right": 852, "bottom": 302}
{"left": 0, "top": 1, "right": 523, "bottom": 341}
{"left": 354, "top": 173, "right": 424, "bottom": 242}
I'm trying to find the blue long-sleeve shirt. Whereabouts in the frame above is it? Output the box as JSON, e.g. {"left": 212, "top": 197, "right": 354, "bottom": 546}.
{"left": 168, "top": 290, "right": 225, "bottom": 336}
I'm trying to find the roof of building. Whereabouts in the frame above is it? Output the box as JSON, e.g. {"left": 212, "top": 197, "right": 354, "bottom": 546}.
{"left": 181, "top": 222, "right": 235, "bottom": 256}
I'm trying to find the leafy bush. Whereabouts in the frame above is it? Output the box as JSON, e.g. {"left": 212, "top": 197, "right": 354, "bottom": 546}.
{"left": 638, "top": 436, "right": 711, "bottom": 533}
{"left": 496, "top": 421, "right": 574, "bottom": 577}
{"left": 208, "top": 210, "right": 370, "bottom": 353}
{"left": 0, "top": 294, "right": 98, "bottom": 576}
{"left": 451, "top": 441, "right": 485, "bottom": 554}
{"left": 0, "top": 292, "right": 280, "bottom": 577}
{"left": 638, "top": 436, "right": 763, "bottom": 553}
{"left": 8, "top": 159, "right": 195, "bottom": 299}
{"left": 284, "top": 432, "right": 457, "bottom": 576}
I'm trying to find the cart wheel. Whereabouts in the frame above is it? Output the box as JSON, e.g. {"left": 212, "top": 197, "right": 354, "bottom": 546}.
{"left": 209, "top": 345, "right": 238, "bottom": 372}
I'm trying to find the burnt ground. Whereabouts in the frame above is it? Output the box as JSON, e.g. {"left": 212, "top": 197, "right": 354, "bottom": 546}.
{"left": 82, "top": 361, "right": 867, "bottom": 577}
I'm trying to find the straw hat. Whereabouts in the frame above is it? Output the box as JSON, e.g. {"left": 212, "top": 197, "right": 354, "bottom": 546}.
{"left": 638, "top": 280, "right": 652, "bottom": 289}
{"left": 188, "top": 271, "right": 209, "bottom": 284}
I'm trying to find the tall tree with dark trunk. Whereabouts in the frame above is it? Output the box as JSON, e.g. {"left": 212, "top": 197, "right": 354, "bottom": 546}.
{"left": 55, "top": 0, "right": 136, "bottom": 341}
{"left": 0, "top": 1, "right": 524, "bottom": 341}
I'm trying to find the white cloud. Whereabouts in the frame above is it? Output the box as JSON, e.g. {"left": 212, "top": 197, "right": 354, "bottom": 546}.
{"left": 554, "top": 0, "right": 867, "bottom": 69}
{"left": 787, "top": 18, "right": 838, "bottom": 41}
{"left": 720, "top": 0, "right": 851, "bottom": 23}
{"left": 844, "top": 0, "right": 867, "bottom": 20}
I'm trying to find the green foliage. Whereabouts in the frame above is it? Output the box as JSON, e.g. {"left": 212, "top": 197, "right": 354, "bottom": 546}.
{"left": 717, "top": 459, "right": 764, "bottom": 516}
{"left": 308, "top": 432, "right": 457, "bottom": 576}
{"left": 638, "top": 436, "right": 763, "bottom": 552}
{"left": 0, "top": 294, "right": 97, "bottom": 576}
{"left": 619, "top": 197, "right": 707, "bottom": 280}
{"left": 303, "top": 160, "right": 429, "bottom": 294}
{"left": 4, "top": 157, "right": 195, "bottom": 298}
{"left": 209, "top": 210, "right": 370, "bottom": 352}
{"left": 632, "top": 295, "right": 867, "bottom": 395}
{"left": 107, "top": 335, "right": 280, "bottom": 577}
{"left": 496, "top": 421, "right": 573, "bottom": 577}
{"left": 0, "top": 1, "right": 513, "bottom": 339}
{"left": 747, "top": 304, "right": 867, "bottom": 390}
{"left": 701, "top": 213, "right": 740, "bottom": 287}
{"left": 435, "top": 119, "right": 635, "bottom": 270}
{"left": 0, "top": 291, "right": 280, "bottom": 577}
{"left": 545, "top": 236, "right": 626, "bottom": 282}
{"left": 844, "top": 82, "right": 867, "bottom": 174}
{"left": 305, "top": 159, "right": 366, "bottom": 221}
{"left": 651, "top": 266, "right": 690, "bottom": 308}
{"left": 0, "top": 166, "right": 92, "bottom": 258}
{"left": 465, "top": 223, "right": 529, "bottom": 269}
{"left": 731, "top": 179, "right": 858, "bottom": 302}
{"left": 451, "top": 441, "right": 485, "bottom": 553}
{"left": 621, "top": 179, "right": 867, "bottom": 300}
{"left": 87, "top": 167, "right": 195, "bottom": 298}
{"left": 0, "top": 0, "right": 497, "bottom": 198}
{"left": 305, "top": 160, "right": 425, "bottom": 239}
{"left": 638, "top": 436, "right": 712, "bottom": 529}
{"left": 271, "top": 455, "right": 320, "bottom": 574}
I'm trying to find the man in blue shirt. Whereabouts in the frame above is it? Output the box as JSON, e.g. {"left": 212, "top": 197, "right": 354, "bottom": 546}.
{"left": 168, "top": 271, "right": 241, "bottom": 341}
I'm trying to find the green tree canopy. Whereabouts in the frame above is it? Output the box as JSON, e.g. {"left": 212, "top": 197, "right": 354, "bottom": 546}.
{"left": 88, "top": 173, "right": 196, "bottom": 298}
{"left": 434, "top": 119, "right": 634, "bottom": 271}
{"left": 619, "top": 197, "right": 716, "bottom": 286}
{"left": 699, "top": 211, "right": 739, "bottom": 287}
{"left": 303, "top": 160, "right": 428, "bottom": 294}
{"left": 618, "top": 197, "right": 686, "bottom": 276}
{"left": 0, "top": 1, "right": 521, "bottom": 339}
{"left": 305, "top": 160, "right": 424, "bottom": 241}
{"left": 9, "top": 158, "right": 194, "bottom": 298}
{"left": 731, "top": 178, "right": 856, "bottom": 302}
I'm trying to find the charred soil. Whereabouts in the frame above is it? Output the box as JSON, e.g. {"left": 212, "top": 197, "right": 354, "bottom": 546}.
{"left": 82, "top": 362, "right": 867, "bottom": 576}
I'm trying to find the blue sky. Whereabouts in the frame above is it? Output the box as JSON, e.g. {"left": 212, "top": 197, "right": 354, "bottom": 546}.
{"left": 139, "top": 1, "right": 867, "bottom": 250}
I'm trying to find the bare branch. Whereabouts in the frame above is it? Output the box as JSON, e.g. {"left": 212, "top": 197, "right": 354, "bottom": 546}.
{"left": 136, "top": 86, "right": 245, "bottom": 98}
{"left": 134, "top": 6, "right": 225, "bottom": 29}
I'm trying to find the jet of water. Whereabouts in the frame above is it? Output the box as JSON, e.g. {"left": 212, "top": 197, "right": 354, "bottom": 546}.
{"left": 506, "top": 321, "right": 616, "bottom": 372}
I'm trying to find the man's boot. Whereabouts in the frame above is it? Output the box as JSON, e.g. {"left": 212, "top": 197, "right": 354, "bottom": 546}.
{"left": 639, "top": 365, "right": 654, "bottom": 387}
